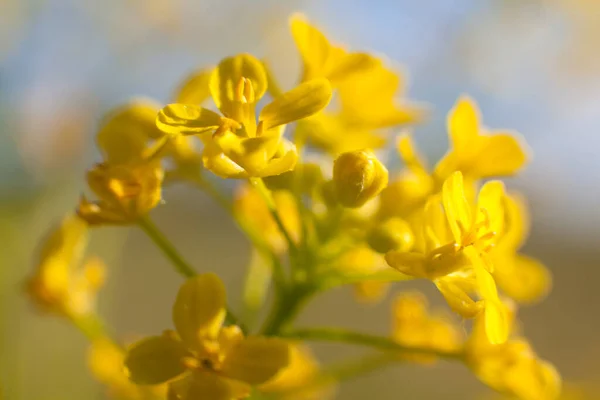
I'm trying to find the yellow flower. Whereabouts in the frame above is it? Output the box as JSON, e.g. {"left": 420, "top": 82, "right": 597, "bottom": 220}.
{"left": 77, "top": 161, "right": 164, "bottom": 225}
{"left": 89, "top": 339, "right": 166, "bottom": 400}
{"left": 378, "top": 134, "right": 435, "bottom": 219}
{"left": 259, "top": 343, "right": 336, "bottom": 400}
{"left": 96, "top": 100, "right": 163, "bottom": 165}
{"left": 491, "top": 194, "right": 552, "bottom": 303}
{"left": 466, "top": 306, "right": 561, "bottom": 400}
{"left": 386, "top": 172, "right": 508, "bottom": 344}
{"left": 337, "top": 246, "right": 391, "bottom": 304}
{"left": 233, "top": 184, "right": 300, "bottom": 253}
{"left": 290, "top": 13, "right": 378, "bottom": 85}
{"left": 156, "top": 53, "right": 332, "bottom": 178}
{"left": 290, "top": 15, "right": 422, "bottom": 154}
{"left": 367, "top": 217, "right": 415, "bottom": 254}
{"left": 332, "top": 150, "right": 388, "bottom": 208}
{"left": 434, "top": 95, "right": 529, "bottom": 182}
{"left": 26, "top": 215, "right": 105, "bottom": 316}
{"left": 124, "top": 274, "right": 290, "bottom": 400}
{"left": 392, "top": 292, "right": 463, "bottom": 363}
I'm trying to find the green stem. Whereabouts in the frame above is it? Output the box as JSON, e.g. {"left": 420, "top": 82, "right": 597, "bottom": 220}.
{"left": 137, "top": 215, "right": 196, "bottom": 278}
{"left": 260, "top": 285, "right": 313, "bottom": 335}
{"left": 137, "top": 215, "right": 241, "bottom": 328}
{"left": 250, "top": 177, "right": 298, "bottom": 255}
{"left": 67, "top": 312, "right": 108, "bottom": 342}
{"left": 280, "top": 327, "right": 464, "bottom": 360}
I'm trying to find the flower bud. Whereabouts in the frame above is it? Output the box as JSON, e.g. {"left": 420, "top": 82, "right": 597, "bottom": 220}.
{"left": 367, "top": 217, "right": 414, "bottom": 253}
{"left": 333, "top": 150, "right": 388, "bottom": 208}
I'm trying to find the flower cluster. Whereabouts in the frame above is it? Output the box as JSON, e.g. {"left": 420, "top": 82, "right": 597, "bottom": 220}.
{"left": 26, "top": 13, "right": 560, "bottom": 400}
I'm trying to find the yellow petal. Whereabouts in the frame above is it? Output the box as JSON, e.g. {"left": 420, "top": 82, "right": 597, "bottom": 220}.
{"left": 495, "top": 254, "right": 552, "bottom": 304}
{"left": 384, "top": 251, "right": 427, "bottom": 278}
{"left": 97, "top": 101, "right": 161, "bottom": 165}
{"left": 477, "top": 180, "right": 506, "bottom": 238}
{"left": 209, "top": 54, "right": 267, "bottom": 116}
{"left": 327, "top": 52, "right": 380, "bottom": 84}
{"left": 254, "top": 141, "right": 298, "bottom": 178}
{"left": 172, "top": 273, "right": 227, "bottom": 350}
{"left": 501, "top": 194, "right": 529, "bottom": 251}
{"left": 483, "top": 299, "right": 508, "bottom": 345}
{"left": 259, "top": 79, "right": 332, "bottom": 130}
{"left": 222, "top": 337, "right": 290, "bottom": 385}
{"left": 168, "top": 371, "right": 250, "bottom": 400}
{"left": 124, "top": 335, "right": 189, "bottom": 385}
{"left": 435, "top": 277, "right": 483, "bottom": 318}
{"left": 156, "top": 104, "right": 223, "bottom": 136}
{"left": 216, "top": 133, "right": 281, "bottom": 176}
{"left": 290, "top": 14, "right": 332, "bottom": 82}
{"left": 396, "top": 134, "right": 428, "bottom": 175}
{"left": 175, "top": 68, "right": 214, "bottom": 104}
{"left": 468, "top": 133, "right": 529, "bottom": 178}
{"left": 442, "top": 171, "right": 472, "bottom": 243}
{"left": 447, "top": 95, "right": 480, "bottom": 154}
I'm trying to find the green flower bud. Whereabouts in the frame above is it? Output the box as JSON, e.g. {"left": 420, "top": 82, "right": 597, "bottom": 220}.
{"left": 367, "top": 218, "right": 414, "bottom": 253}
{"left": 333, "top": 150, "right": 388, "bottom": 208}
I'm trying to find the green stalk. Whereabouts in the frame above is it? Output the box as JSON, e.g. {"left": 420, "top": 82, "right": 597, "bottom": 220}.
{"left": 137, "top": 215, "right": 241, "bottom": 327}
{"left": 280, "top": 327, "right": 464, "bottom": 361}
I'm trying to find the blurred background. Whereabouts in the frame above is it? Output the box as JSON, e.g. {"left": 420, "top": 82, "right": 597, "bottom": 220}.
{"left": 1, "top": 0, "right": 599, "bottom": 398}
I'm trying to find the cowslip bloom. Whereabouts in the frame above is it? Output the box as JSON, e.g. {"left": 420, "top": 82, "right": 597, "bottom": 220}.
{"left": 26, "top": 215, "right": 105, "bottom": 316}
{"left": 124, "top": 273, "right": 290, "bottom": 400}
{"left": 156, "top": 53, "right": 332, "bottom": 178}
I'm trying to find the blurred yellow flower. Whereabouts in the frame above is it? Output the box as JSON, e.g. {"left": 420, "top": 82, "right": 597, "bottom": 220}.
{"left": 89, "top": 339, "right": 166, "bottom": 400}
{"left": 26, "top": 215, "right": 105, "bottom": 317}
{"left": 124, "top": 274, "right": 290, "bottom": 400}
{"left": 434, "top": 96, "right": 529, "bottom": 182}
{"left": 77, "top": 161, "right": 164, "bottom": 225}
{"left": 259, "top": 343, "right": 335, "bottom": 400}
{"left": 491, "top": 194, "right": 552, "bottom": 303}
{"left": 466, "top": 305, "right": 561, "bottom": 400}
{"left": 290, "top": 16, "right": 422, "bottom": 154}
{"left": 392, "top": 292, "right": 463, "bottom": 363}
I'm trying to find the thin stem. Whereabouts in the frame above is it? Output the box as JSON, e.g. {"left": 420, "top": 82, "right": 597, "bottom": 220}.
{"left": 67, "top": 312, "right": 108, "bottom": 342}
{"left": 249, "top": 177, "right": 298, "bottom": 255}
{"left": 137, "top": 215, "right": 196, "bottom": 278}
{"left": 260, "top": 284, "right": 314, "bottom": 335}
{"left": 280, "top": 327, "right": 464, "bottom": 361}
{"left": 137, "top": 215, "right": 242, "bottom": 328}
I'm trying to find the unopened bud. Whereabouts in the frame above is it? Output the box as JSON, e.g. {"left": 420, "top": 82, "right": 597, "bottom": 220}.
{"left": 367, "top": 218, "right": 414, "bottom": 253}
{"left": 333, "top": 150, "right": 388, "bottom": 208}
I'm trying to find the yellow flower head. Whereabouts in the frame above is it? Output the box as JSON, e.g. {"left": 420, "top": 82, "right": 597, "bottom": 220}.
{"left": 290, "top": 15, "right": 423, "bottom": 154}
{"left": 434, "top": 96, "right": 529, "bottom": 182}
{"left": 259, "top": 343, "right": 335, "bottom": 400}
{"left": 89, "top": 339, "right": 166, "bottom": 400}
{"left": 156, "top": 53, "right": 332, "bottom": 178}
{"left": 77, "top": 161, "right": 164, "bottom": 225}
{"left": 386, "top": 172, "right": 508, "bottom": 344}
{"left": 96, "top": 100, "right": 163, "bottom": 165}
{"left": 26, "top": 215, "right": 105, "bottom": 316}
{"left": 233, "top": 184, "right": 300, "bottom": 253}
{"left": 392, "top": 292, "right": 464, "bottom": 363}
{"left": 332, "top": 150, "right": 388, "bottom": 208}
{"left": 491, "top": 194, "right": 552, "bottom": 303}
{"left": 466, "top": 308, "right": 561, "bottom": 400}
{"left": 124, "top": 274, "right": 290, "bottom": 400}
